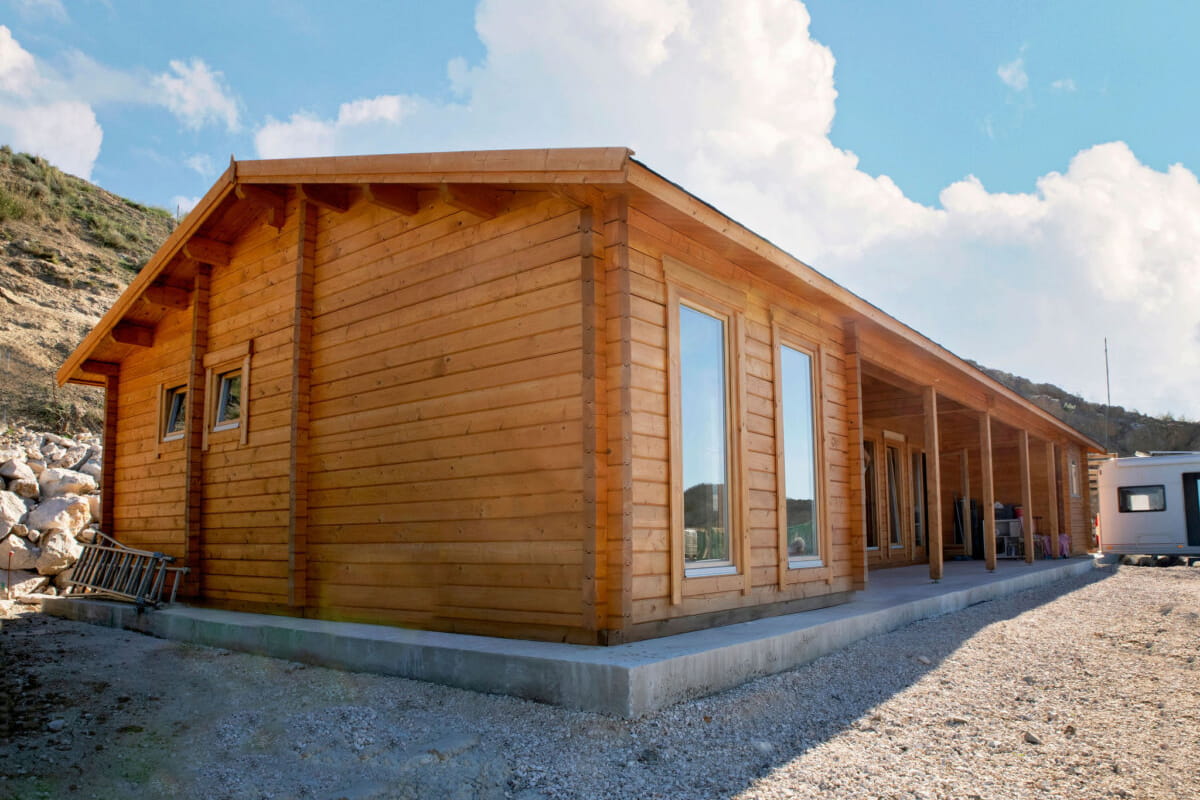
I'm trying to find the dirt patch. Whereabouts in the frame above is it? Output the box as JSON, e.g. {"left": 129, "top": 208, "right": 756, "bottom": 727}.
{"left": 1, "top": 565, "right": 1198, "bottom": 799}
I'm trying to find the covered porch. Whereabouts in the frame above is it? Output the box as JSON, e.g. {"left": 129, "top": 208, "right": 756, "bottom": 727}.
{"left": 844, "top": 320, "right": 1098, "bottom": 585}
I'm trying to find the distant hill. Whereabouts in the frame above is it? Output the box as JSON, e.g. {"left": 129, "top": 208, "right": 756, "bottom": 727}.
{"left": 0, "top": 146, "right": 175, "bottom": 431}
{"left": 1, "top": 147, "right": 1195, "bottom": 453}
{"left": 971, "top": 363, "right": 1200, "bottom": 456}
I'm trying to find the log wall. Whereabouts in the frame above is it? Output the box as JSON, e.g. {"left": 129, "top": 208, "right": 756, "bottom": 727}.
{"left": 623, "top": 200, "right": 855, "bottom": 634}
{"left": 109, "top": 306, "right": 193, "bottom": 559}
{"left": 200, "top": 200, "right": 301, "bottom": 606}
{"left": 304, "top": 193, "right": 589, "bottom": 640}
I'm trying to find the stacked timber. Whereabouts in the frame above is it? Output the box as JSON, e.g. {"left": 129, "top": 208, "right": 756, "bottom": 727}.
{"left": 0, "top": 427, "right": 103, "bottom": 599}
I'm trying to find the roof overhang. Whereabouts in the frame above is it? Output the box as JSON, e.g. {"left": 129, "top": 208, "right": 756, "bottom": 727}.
{"left": 58, "top": 147, "right": 1102, "bottom": 452}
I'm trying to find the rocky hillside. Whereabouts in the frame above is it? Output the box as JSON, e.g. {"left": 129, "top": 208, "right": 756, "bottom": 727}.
{"left": 972, "top": 363, "right": 1200, "bottom": 456}
{"left": 0, "top": 147, "right": 175, "bottom": 432}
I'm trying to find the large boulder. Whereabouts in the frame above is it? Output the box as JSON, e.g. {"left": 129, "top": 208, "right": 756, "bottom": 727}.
{"left": 7, "top": 478, "right": 38, "bottom": 500}
{"left": 0, "top": 491, "right": 26, "bottom": 539}
{"left": 36, "top": 530, "right": 83, "bottom": 575}
{"left": 38, "top": 468, "right": 96, "bottom": 499}
{"left": 1, "top": 535, "right": 40, "bottom": 571}
{"left": 79, "top": 460, "right": 103, "bottom": 485}
{"left": 41, "top": 444, "right": 65, "bottom": 466}
{"left": 0, "top": 459, "right": 35, "bottom": 483}
{"left": 26, "top": 495, "right": 91, "bottom": 537}
{"left": 25, "top": 458, "right": 45, "bottom": 476}
{"left": 53, "top": 566, "right": 76, "bottom": 593}
{"left": 57, "top": 444, "right": 91, "bottom": 471}
{"left": 6, "top": 570, "right": 49, "bottom": 596}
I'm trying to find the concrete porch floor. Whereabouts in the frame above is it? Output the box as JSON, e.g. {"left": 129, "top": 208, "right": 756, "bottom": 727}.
{"left": 40, "top": 556, "right": 1100, "bottom": 718}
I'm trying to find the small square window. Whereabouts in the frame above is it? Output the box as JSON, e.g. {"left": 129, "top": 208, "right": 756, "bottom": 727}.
{"left": 213, "top": 370, "right": 242, "bottom": 430}
{"left": 162, "top": 386, "right": 187, "bottom": 441}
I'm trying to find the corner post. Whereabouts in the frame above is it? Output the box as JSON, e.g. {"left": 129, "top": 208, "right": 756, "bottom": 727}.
{"left": 288, "top": 200, "right": 316, "bottom": 610}
{"left": 101, "top": 372, "right": 119, "bottom": 535}
{"left": 844, "top": 322, "right": 868, "bottom": 590}
{"left": 183, "top": 264, "right": 211, "bottom": 598}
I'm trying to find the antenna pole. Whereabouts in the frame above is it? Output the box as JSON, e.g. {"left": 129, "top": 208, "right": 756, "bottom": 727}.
{"left": 1104, "top": 337, "right": 1112, "bottom": 453}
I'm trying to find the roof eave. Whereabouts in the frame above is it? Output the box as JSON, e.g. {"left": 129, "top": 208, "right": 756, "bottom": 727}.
{"left": 624, "top": 159, "right": 1104, "bottom": 451}
{"left": 57, "top": 165, "right": 236, "bottom": 386}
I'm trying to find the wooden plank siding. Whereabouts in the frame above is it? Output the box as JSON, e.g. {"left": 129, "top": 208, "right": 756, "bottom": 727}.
{"left": 199, "top": 195, "right": 304, "bottom": 607}
{"left": 68, "top": 150, "right": 1105, "bottom": 645}
{"left": 624, "top": 199, "right": 854, "bottom": 634}
{"left": 109, "top": 302, "right": 193, "bottom": 560}
{"left": 304, "top": 193, "right": 590, "bottom": 639}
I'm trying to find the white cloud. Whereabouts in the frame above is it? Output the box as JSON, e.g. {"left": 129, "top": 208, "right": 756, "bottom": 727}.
{"left": 0, "top": 25, "right": 40, "bottom": 95}
{"left": 255, "top": 94, "right": 422, "bottom": 159}
{"left": 184, "top": 152, "right": 215, "bottom": 177}
{"left": 1051, "top": 77, "right": 1077, "bottom": 92}
{"left": 250, "top": 0, "right": 1200, "bottom": 418}
{"left": 1, "top": 100, "right": 101, "bottom": 177}
{"left": 998, "top": 54, "right": 1029, "bottom": 91}
{"left": 0, "top": 26, "right": 101, "bottom": 177}
{"left": 13, "top": 0, "right": 67, "bottom": 21}
{"left": 154, "top": 58, "right": 240, "bottom": 132}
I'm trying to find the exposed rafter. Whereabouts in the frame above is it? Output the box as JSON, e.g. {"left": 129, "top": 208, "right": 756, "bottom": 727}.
{"left": 363, "top": 183, "right": 421, "bottom": 215}
{"left": 141, "top": 285, "right": 191, "bottom": 311}
{"left": 81, "top": 359, "right": 120, "bottom": 376}
{"left": 298, "top": 183, "right": 358, "bottom": 213}
{"left": 111, "top": 322, "right": 154, "bottom": 347}
{"left": 235, "top": 183, "right": 287, "bottom": 230}
{"left": 182, "top": 237, "right": 231, "bottom": 267}
{"left": 439, "top": 183, "right": 513, "bottom": 219}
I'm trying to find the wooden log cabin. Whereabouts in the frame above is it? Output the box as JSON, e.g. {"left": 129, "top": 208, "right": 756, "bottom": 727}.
{"left": 57, "top": 148, "right": 1102, "bottom": 644}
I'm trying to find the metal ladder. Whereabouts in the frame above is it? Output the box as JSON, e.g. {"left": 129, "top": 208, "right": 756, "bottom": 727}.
{"left": 68, "top": 532, "right": 188, "bottom": 609}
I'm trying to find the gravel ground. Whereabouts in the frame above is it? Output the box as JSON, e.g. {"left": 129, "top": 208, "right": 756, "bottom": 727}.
{"left": 1, "top": 563, "right": 1198, "bottom": 800}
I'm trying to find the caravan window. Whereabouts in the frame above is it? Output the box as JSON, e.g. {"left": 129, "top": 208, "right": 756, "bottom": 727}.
{"left": 1117, "top": 485, "right": 1166, "bottom": 513}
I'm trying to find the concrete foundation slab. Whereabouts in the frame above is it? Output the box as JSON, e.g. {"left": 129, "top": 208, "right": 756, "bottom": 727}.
{"left": 40, "top": 557, "right": 1100, "bottom": 717}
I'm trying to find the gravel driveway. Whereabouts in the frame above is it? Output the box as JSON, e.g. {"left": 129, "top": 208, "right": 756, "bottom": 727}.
{"left": 1, "top": 563, "right": 1197, "bottom": 800}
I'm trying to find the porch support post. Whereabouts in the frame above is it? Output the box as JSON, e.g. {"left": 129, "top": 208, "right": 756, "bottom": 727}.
{"left": 1019, "top": 429, "right": 1035, "bottom": 563}
{"left": 845, "top": 322, "right": 868, "bottom": 590}
{"left": 1045, "top": 440, "right": 1061, "bottom": 557}
{"left": 979, "top": 413, "right": 996, "bottom": 571}
{"left": 923, "top": 386, "right": 943, "bottom": 581}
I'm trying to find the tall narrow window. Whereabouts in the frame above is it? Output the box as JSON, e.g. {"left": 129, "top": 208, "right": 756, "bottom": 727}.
{"left": 864, "top": 440, "right": 879, "bottom": 549}
{"left": 779, "top": 344, "right": 819, "bottom": 564}
{"left": 679, "top": 305, "right": 732, "bottom": 572}
{"left": 886, "top": 445, "right": 903, "bottom": 547}
{"left": 911, "top": 451, "right": 926, "bottom": 547}
{"left": 1069, "top": 455, "right": 1081, "bottom": 498}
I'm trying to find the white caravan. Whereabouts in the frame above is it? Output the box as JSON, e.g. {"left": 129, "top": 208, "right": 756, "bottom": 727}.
{"left": 1096, "top": 453, "right": 1200, "bottom": 557}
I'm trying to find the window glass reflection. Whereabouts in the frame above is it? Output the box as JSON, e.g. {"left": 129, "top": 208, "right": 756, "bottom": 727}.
{"left": 780, "top": 344, "right": 819, "bottom": 562}
{"left": 680, "top": 305, "right": 730, "bottom": 568}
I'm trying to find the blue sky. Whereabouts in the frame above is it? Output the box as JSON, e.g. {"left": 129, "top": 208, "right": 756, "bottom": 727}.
{"left": 3, "top": 0, "right": 1199, "bottom": 420}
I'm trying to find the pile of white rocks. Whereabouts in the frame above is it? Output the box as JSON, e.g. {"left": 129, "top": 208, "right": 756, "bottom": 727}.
{"left": 0, "top": 427, "right": 103, "bottom": 599}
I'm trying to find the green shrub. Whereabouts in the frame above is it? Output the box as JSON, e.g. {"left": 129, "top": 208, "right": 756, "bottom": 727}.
{"left": 0, "top": 185, "right": 30, "bottom": 223}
